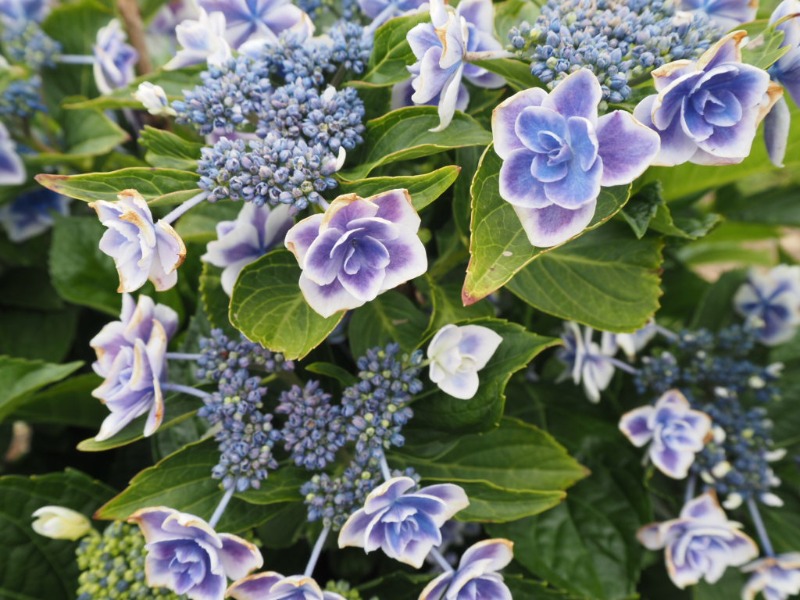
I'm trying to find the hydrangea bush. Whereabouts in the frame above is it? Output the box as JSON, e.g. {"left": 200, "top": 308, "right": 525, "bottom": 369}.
{"left": 2, "top": 0, "right": 800, "bottom": 598}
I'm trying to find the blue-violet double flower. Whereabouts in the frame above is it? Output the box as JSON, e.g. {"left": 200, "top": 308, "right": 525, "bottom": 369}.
{"left": 407, "top": 0, "right": 505, "bottom": 131}
{"left": 130, "top": 506, "right": 263, "bottom": 600}
{"left": 90, "top": 189, "right": 186, "bottom": 293}
{"left": 360, "top": 0, "right": 426, "bottom": 32}
{"left": 198, "top": 0, "right": 312, "bottom": 49}
{"left": 227, "top": 572, "right": 346, "bottom": 600}
{"left": 742, "top": 554, "right": 800, "bottom": 600}
{"left": 165, "top": 8, "right": 233, "bottom": 70}
{"left": 0, "top": 121, "right": 25, "bottom": 186}
{"left": 619, "top": 389, "right": 712, "bottom": 479}
{"left": 634, "top": 32, "right": 782, "bottom": 167}
{"left": 638, "top": 492, "right": 758, "bottom": 588}
{"left": 419, "top": 538, "right": 514, "bottom": 600}
{"left": 202, "top": 203, "right": 293, "bottom": 296}
{"left": 734, "top": 265, "right": 800, "bottom": 346}
{"left": 679, "top": 0, "right": 757, "bottom": 30}
{"left": 90, "top": 294, "right": 178, "bottom": 441}
{"left": 0, "top": 188, "right": 70, "bottom": 242}
{"left": 493, "top": 69, "right": 661, "bottom": 248}
{"left": 338, "top": 476, "right": 469, "bottom": 568}
{"left": 93, "top": 19, "right": 138, "bottom": 95}
{"left": 285, "top": 189, "right": 428, "bottom": 318}
{"left": 557, "top": 322, "right": 618, "bottom": 403}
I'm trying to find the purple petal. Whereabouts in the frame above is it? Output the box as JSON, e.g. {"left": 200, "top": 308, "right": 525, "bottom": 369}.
{"left": 418, "top": 571, "right": 453, "bottom": 600}
{"left": 680, "top": 492, "right": 728, "bottom": 524}
{"left": 129, "top": 507, "right": 177, "bottom": 543}
{"left": 226, "top": 572, "right": 284, "bottom": 600}
{"left": 619, "top": 406, "right": 655, "bottom": 447}
{"left": 364, "top": 477, "right": 417, "bottom": 513}
{"left": 338, "top": 508, "right": 374, "bottom": 548}
{"left": 285, "top": 214, "right": 324, "bottom": 264}
{"left": 699, "top": 31, "right": 745, "bottom": 72}
{"left": 512, "top": 200, "right": 596, "bottom": 248}
{"left": 566, "top": 117, "right": 599, "bottom": 171}
{"left": 338, "top": 264, "right": 386, "bottom": 302}
{"left": 651, "top": 442, "right": 694, "bottom": 479}
{"left": 637, "top": 521, "right": 672, "bottom": 550}
{"left": 498, "top": 149, "right": 550, "bottom": 208}
{"left": 407, "top": 23, "right": 440, "bottom": 59}
{"left": 298, "top": 274, "right": 359, "bottom": 317}
{"left": 514, "top": 106, "right": 567, "bottom": 153}
{"left": 415, "top": 484, "right": 469, "bottom": 519}
{"left": 652, "top": 59, "right": 696, "bottom": 92}
{"left": 492, "top": 87, "right": 548, "bottom": 159}
{"left": 411, "top": 46, "right": 452, "bottom": 105}
{"left": 304, "top": 228, "right": 348, "bottom": 286}
{"left": 542, "top": 68, "right": 601, "bottom": 123}
{"left": 543, "top": 158, "right": 602, "bottom": 209}
{"left": 765, "top": 96, "right": 791, "bottom": 168}
{"left": 325, "top": 195, "right": 378, "bottom": 232}
{"left": 596, "top": 111, "right": 661, "bottom": 186}
{"left": 456, "top": 325, "right": 503, "bottom": 369}
{"left": 379, "top": 235, "right": 428, "bottom": 292}
{"left": 458, "top": 538, "right": 514, "bottom": 572}
{"left": 217, "top": 533, "right": 263, "bottom": 580}
{"left": 635, "top": 95, "right": 698, "bottom": 167}
{"left": 373, "top": 189, "right": 420, "bottom": 232}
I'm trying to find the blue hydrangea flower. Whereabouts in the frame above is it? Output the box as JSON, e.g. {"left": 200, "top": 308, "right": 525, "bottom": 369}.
{"left": 742, "top": 554, "right": 800, "bottom": 600}
{"left": 227, "top": 572, "right": 346, "bottom": 600}
{"left": 0, "top": 21, "right": 60, "bottom": 69}
{"left": 165, "top": 8, "right": 233, "bottom": 70}
{"left": 407, "top": 0, "right": 505, "bottom": 131}
{"left": 557, "top": 322, "right": 618, "bottom": 403}
{"left": 359, "top": 0, "right": 426, "bottom": 32}
{"left": 198, "top": 0, "right": 312, "bottom": 48}
{"left": 679, "top": 0, "right": 757, "bottom": 30}
{"left": 129, "top": 507, "right": 263, "bottom": 600}
{"left": 0, "top": 121, "right": 26, "bottom": 186}
{"left": 285, "top": 189, "right": 428, "bottom": 317}
{"left": 634, "top": 32, "right": 782, "bottom": 167}
{"left": 420, "top": 539, "right": 514, "bottom": 600}
{"left": 90, "top": 190, "right": 186, "bottom": 293}
{"left": 93, "top": 19, "right": 139, "bottom": 95}
{"left": 0, "top": 0, "right": 49, "bottom": 23}
{"left": 763, "top": 0, "right": 800, "bottom": 166}
{"left": 90, "top": 293, "right": 178, "bottom": 380}
{"left": 427, "top": 324, "right": 503, "bottom": 400}
{"left": 638, "top": 492, "right": 758, "bottom": 588}
{"left": 202, "top": 203, "right": 293, "bottom": 295}
{"left": 0, "top": 77, "right": 47, "bottom": 120}
{"left": 0, "top": 188, "right": 69, "bottom": 242}
{"left": 338, "top": 476, "right": 469, "bottom": 568}
{"left": 734, "top": 266, "right": 800, "bottom": 346}
{"left": 619, "top": 389, "right": 712, "bottom": 479}
{"left": 493, "top": 69, "right": 661, "bottom": 248}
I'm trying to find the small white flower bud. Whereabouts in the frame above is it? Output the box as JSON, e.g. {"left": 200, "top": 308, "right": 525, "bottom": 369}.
{"left": 32, "top": 506, "right": 92, "bottom": 540}
{"left": 133, "top": 82, "right": 177, "bottom": 117}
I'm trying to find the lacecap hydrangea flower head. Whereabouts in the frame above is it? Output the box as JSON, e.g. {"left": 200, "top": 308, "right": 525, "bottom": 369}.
{"left": 227, "top": 572, "right": 346, "bottom": 600}
{"left": 419, "top": 538, "right": 514, "bottom": 600}
{"left": 638, "top": 492, "right": 758, "bottom": 588}
{"left": 742, "top": 553, "right": 800, "bottom": 600}
{"left": 285, "top": 189, "right": 427, "bottom": 318}
{"left": 492, "top": 68, "right": 661, "bottom": 248}
{"left": 634, "top": 31, "right": 783, "bottom": 167}
{"left": 734, "top": 265, "right": 800, "bottom": 346}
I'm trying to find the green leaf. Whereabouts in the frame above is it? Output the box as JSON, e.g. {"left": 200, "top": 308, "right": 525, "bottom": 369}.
{"left": 689, "top": 269, "right": 747, "bottom": 330}
{"left": 716, "top": 184, "right": 800, "bottom": 226}
{"left": 304, "top": 362, "right": 359, "bottom": 386}
{"left": 422, "top": 276, "right": 495, "bottom": 335}
{"left": 77, "top": 396, "right": 200, "bottom": 452}
{"left": 96, "top": 439, "right": 276, "bottom": 533}
{"left": 507, "top": 224, "right": 663, "bottom": 332}
{"left": 340, "top": 107, "right": 492, "bottom": 180}
{"left": 741, "top": 21, "right": 790, "bottom": 70}
{"left": 0, "top": 307, "right": 78, "bottom": 362}
{"left": 351, "top": 13, "right": 430, "bottom": 87}
{"left": 462, "top": 145, "right": 632, "bottom": 304}
{"left": 230, "top": 250, "right": 344, "bottom": 359}
{"left": 0, "top": 470, "right": 114, "bottom": 600}
{"left": 503, "top": 576, "right": 571, "bottom": 599}
{"left": 624, "top": 181, "right": 720, "bottom": 240}
{"left": 455, "top": 481, "right": 564, "bottom": 523}
{"left": 36, "top": 168, "right": 200, "bottom": 203}
{"left": 12, "top": 374, "right": 105, "bottom": 429}
{"left": 488, "top": 464, "right": 651, "bottom": 600}
{"left": 140, "top": 126, "right": 203, "bottom": 170}
{"left": 0, "top": 356, "right": 82, "bottom": 422}
{"left": 494, "top": 0, "right": 542, "bottom": 41}
{"left": 411, "top": 319, "right": 560, "bottom": 432}
{"left": 199, "top": 263, "right": 238, "bottom": 337}
{"left": 347, "top": 291, "right": 429, "bottom": 358}
{"left": 471, "top": 58, "right": 538, "bottom": 92}
{"left": 238, "top": 467, "right": 307, "bottom": 505}
{"left": 395, "top": 417, "right": 587, "bottom": 492}
{"left": 692, "top": 570, "right": 747, "bottom": 600}
{"left": 49, "top": 216, "right": 120, "bottom": 316}
{"left": 336, "top": 165, "right": 461, "bottom": 212}
{"left": 63, "top": 67, "right": 203, "bottom": 111}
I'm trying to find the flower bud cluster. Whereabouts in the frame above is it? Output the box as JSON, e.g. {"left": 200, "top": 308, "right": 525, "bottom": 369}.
{"left": 0, "top": 20, "right": 61, "bottom": 69}
{"left": 75, "top": 521, "right": 182, "bottom": 600}
{"left": 300, "top": 343, "right": 423, "bottom": 529}
{"left": 195, "top": 329, "right": 294, "bottom": 492}
{"left": 634, "top": 325, "right": 784, "bottom": 506}
{"left": 510, "top": 0, "right": 721, "bottom": 103}
{"left": 185, "top": 23, "right": 370, "bottom": 211}
{"left": 0, "top": 76, "right": 46, "bottom": 120}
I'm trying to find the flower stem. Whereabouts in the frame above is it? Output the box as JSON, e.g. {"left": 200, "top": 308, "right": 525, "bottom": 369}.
{"left": 607, "top": 356, "right": 639, "bottom": 375}
{"left": 165, "top": 352, "right": 204, "bottom": 361}
{"left": 465, "top": 50, "right": 515, "bottom": 62}
{"left": 429, "top": 547, "right": 454, "bottom": 573}
{"left": 379, "top": 453, "right": 392, "bottom": 482}
{"left": 748, "top": 498, "right": 775, "bottom": 557}
{"left": 655, "top": 324, "right": 678, "bottom": 342}
{"left": 117, "top": 0, "right": 153, "bottom": 74}
{"left": 304, "top": 525, "right": 331, "bottom": 577}
{"left": 684, "top": 474, "right": 697, "bottom": 505}
{"left": 56, "top": 54, "right": 96, "bottom": 65}
{"left": 161, "top": 191, "right": 210, "bottom": 225}
{"left": 209, "top": 487, "right": 235, "bottom": 528}
{"left": 162, "top": 382, "right": 211, "bottom": 400}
